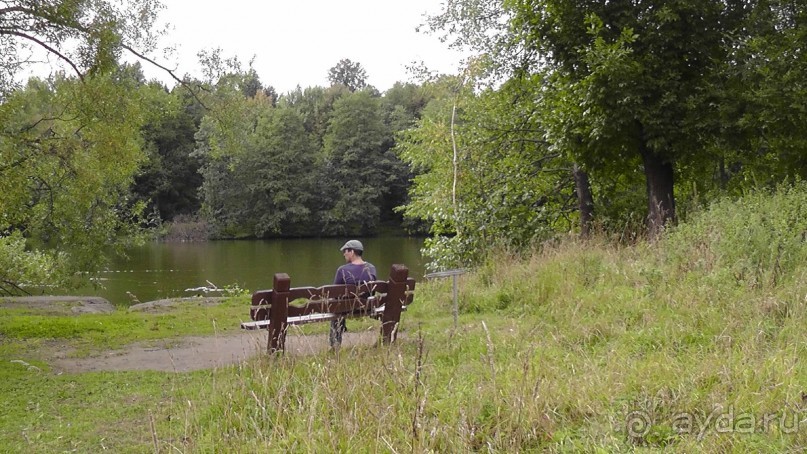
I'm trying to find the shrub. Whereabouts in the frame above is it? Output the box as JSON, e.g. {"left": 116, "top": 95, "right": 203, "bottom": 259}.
{"left": 663, "top": 182, "right": 807, "bottom": 288}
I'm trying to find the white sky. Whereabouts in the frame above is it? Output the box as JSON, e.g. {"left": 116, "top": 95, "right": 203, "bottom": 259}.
{"left": 141, "top": 0, "right": 467, "bottom": 94}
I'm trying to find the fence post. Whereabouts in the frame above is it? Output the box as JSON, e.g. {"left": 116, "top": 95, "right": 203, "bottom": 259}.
{"left": 424, "top": 269, "right": 466, "bottom": 329}
{"left": 381, "top": 264, "right": 409, "bottom": 344}
{"left": 268, "top": 273, "right": 290, "bottom": 353}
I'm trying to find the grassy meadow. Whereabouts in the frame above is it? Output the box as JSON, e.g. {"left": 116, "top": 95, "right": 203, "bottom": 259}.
{"left": 1, "top": 186, "right": 807, "bottom": 452}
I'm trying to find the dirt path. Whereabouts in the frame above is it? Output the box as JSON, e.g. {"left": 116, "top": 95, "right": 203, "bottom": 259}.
{"left": 2, "top": 296, "right": 383, "bottom": 373}
{"left": 49, "top": 330, "right": 381, "bottom": 373}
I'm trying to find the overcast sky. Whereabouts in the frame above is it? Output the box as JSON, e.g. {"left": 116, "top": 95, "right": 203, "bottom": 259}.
{"left": 140, "top": 0, "right": 467, "bottom": 94}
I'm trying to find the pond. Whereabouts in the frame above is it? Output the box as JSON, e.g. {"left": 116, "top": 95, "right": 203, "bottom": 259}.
{"left": 55, "top": 236, "right": 426, "bottom": 306}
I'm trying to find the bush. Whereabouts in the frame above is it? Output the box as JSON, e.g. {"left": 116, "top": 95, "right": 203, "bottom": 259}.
{"left": 161, "top": 214, "right": 211, "bottom": 242}
{"left": 663, "top": 182, "right": 807, "bottom": 288}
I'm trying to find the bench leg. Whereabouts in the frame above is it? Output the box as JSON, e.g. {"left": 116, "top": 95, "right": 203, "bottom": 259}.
{"left": 381, "top": 266, "right": 408, "bottom": 343}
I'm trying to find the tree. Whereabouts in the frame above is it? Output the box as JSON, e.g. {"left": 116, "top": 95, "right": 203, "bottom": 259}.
{"left": 382, "top": 82, "right": 431, "bottom": 132}
{"left": 379, "top": 82, "right": 434, "bottom": 227}
{"left": 321, "top": 90, "right": 388, "bottom": 235}
{"left": 397, "top": 75, "right": 576, "bottom": 268}
{"left": 425, "top": 0, "right": 601, "bottom": 238}
{"left": 194, "top": 70, "right": 269, "bottom": 237}
{"left": 283, "top": 84, "right": 350, "bottom": 149}
{"left": 0, "top": 0, "right": 166, "bottom": 95}
{"left": 0, "top": 74, "right": 156, "bottom": 294}
{"left": 245, "top": 107, "right": 319, "bottom": 236}
{"left": 327, "top": 59, "right": 368, "bottom": 92}
{"left": 508, "top": 1, "right": 756, "bottom": 236}
{"left": 134, "top": 85, "right": 204, "bottom": 222}
{"left": 713, "top": 0, "right": 807, "bottom": 190}
{"left": 0, "top": 0, "right": 185, "bottom": 293}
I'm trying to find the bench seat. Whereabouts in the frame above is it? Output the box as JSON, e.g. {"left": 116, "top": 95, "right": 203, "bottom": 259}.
{"left": 240, "top": 303, "right": 410, "bottom": 330}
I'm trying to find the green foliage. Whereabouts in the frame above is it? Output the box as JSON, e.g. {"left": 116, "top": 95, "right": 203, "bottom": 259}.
{"left": 193, "top": 63, "right": 277, "bottom": 237}
{"left": 0, "top": 233, "right": 56, "bottom": 295}
{"left": 0, "top": 73, "right": 155, "bottom": 293}
{"left": 245, "top": 107, "right": 319, "bottom": 236}
{"left": 327, "top": 58, "right": 368, "bottom": 92}
{"left": 195, "top": 70, "right": 420, "bottom": 238}
{"left": 282, "top": 84, "right": 349, "bottom": 148}
{"left": 663, "top": 182, "right": 807, "bottom": 289}
{"left": 419, "top": 0, "right": 807, "bottom": 249}
{"left": 702, "top": 0, "right": 807, "bottom": 192}
{"left": 0, "top": 0, "right": 164, "bottom": 95}
{"left": 196, "top": 77, "right": 326, "bottom": 238}
{"left": 134, "top": 85, "right": 204, "bottom": 222}
{"left": 397, "top": 75, "right": 576, "bottom": 269}
{"left": 321, "top": 90, "right": 389, "bottom": 235}
{"left": 381, "top": 82, "right": 431, "bottom": 132}
{"left": 0, "top": 0, "right": 172, "bottom": 293}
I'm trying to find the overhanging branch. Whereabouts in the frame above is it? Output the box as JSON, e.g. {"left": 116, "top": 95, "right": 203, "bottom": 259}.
{"left": 2, "top": 29, "right": 84, "bottom": 81}
{"left": 120, "top": 43, "right": 209, "bottom": 110}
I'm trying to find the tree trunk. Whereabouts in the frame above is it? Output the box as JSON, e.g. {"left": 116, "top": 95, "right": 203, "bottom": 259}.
{"left": 640, "top": 144, "right": 676, "bottom": 238}
{"left": 718, "top": 155, "right": 729, "bottom": 189}
{"left": 573, "top": 163, "right": 595, "bottom": 237}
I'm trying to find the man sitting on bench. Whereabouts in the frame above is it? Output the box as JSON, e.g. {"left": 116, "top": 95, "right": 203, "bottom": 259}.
{"left": 332, "top": 240, "right": 377, "bottom": 347}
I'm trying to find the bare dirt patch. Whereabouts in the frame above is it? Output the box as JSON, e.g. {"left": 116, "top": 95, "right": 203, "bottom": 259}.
{"left": 0, "top": 296, "right": 115, "bottom": 314}
{"left": 47, "top": 329, "right": 382, "bottom": 373}
{"left": 4, "top": 295, "right": 384, "bottom": 373}
{"left": 127, "top": 297, "right": 227, "bottom": 313}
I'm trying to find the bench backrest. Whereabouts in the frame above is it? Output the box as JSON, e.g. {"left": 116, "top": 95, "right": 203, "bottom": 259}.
{"left": 250, "top": 278, "right": 417, "bottom": 321}
{"left": 249, "top": 264, "right": 415, "bottom": 352}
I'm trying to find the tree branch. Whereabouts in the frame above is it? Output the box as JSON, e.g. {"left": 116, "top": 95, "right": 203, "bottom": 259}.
{"left": 120, "top": 43, "right": 209, "bottom": 110}
{"left": 0, "top": 279, "right": 31, "bottom": 297}
{"left": 0, "top": 5, "right": 34, "bottom": 16}
{"left": 2, "top": 30, "right": 84, "bottom": 81}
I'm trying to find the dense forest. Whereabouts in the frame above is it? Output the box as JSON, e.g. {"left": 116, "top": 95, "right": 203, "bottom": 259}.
{"left": 1, "top": 0, "right": 806, "bottom": 293}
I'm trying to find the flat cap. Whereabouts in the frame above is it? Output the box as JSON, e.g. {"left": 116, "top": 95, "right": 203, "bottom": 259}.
{"left": 339, "top": 240, "right": 364, "bottom": 252}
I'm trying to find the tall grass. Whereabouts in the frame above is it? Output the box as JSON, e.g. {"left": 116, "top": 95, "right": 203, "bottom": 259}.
{"left": 2, "top": 185, "right": 806, "bottom": 452}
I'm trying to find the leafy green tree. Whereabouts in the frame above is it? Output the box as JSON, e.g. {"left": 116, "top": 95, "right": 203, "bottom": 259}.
{"left": 195, "top": 73, "right": 269, "bottom": 237}
{"left": 327, "top": 59, "right": 368, "bottom": 92}
{"left": 380, "top": 83, "right": 433, "bottom": 227}
{"left": 396, "top": 78, "right": 463, "bottom": 243}
{"left": 507, "top": 1, "right": 753, "bottom": 235}
{"left": 243, "top": 106, "right": 319, "bottom": 236}
{"left": 321, "top": 90, "right": 388, "bottom": 235}
{"left": 283, "top": 84, "right": 350, "bottom": 150}
{"left": 0, "top": 0, "right": 165, "bottom": 95}
{"left": 0, "top": 0, "right": 199, "bottom": 293}
{"left": 708, "top": 0, "right": 807, "bottom": 191}
{"left": 397, "top": 74, "right": 576, "bottom": 268}
{"left": 0, "top": 74, "right": 155, "bottom": 293}
{"left": 425, "top": 0, "right": 601, "bottom": 238}
{"left": 382, "top": 82, "right": 431, "bottom": 132}
{"left": 429, "top": 0, "right": 807, "bottom": 238}
{"left": 134, "top": 86, "right": 203, "bottom": 222}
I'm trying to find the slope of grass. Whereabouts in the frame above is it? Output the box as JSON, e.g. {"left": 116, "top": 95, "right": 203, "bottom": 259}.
{"left": 1, "top": 185, "right": 806, "bottom": 452}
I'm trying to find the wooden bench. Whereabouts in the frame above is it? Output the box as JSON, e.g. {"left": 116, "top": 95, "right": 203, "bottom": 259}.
{"left": 241, "top": 264, "right": 416, "bottom": 352}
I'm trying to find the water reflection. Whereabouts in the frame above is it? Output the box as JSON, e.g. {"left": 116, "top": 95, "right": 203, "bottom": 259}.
{"left": 61, "top": 237, "right": 425, "bottom": 306}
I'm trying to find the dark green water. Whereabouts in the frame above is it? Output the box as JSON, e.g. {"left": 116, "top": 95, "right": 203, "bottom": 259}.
{"left": 61, "top": 237, "right": 425, "bottom": 306}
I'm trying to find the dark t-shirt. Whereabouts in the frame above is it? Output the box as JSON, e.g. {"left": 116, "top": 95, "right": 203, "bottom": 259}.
{"left": 333, "top": 262, "right": 377, "bottom": 285}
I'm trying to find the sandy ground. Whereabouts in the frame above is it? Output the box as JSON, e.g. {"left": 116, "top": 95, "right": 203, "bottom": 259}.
{"left": 1, "top": 296, "right": 382, "bottom": 374}
{"left": 48, "top": 330, "right": 381, "bottom": 374}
